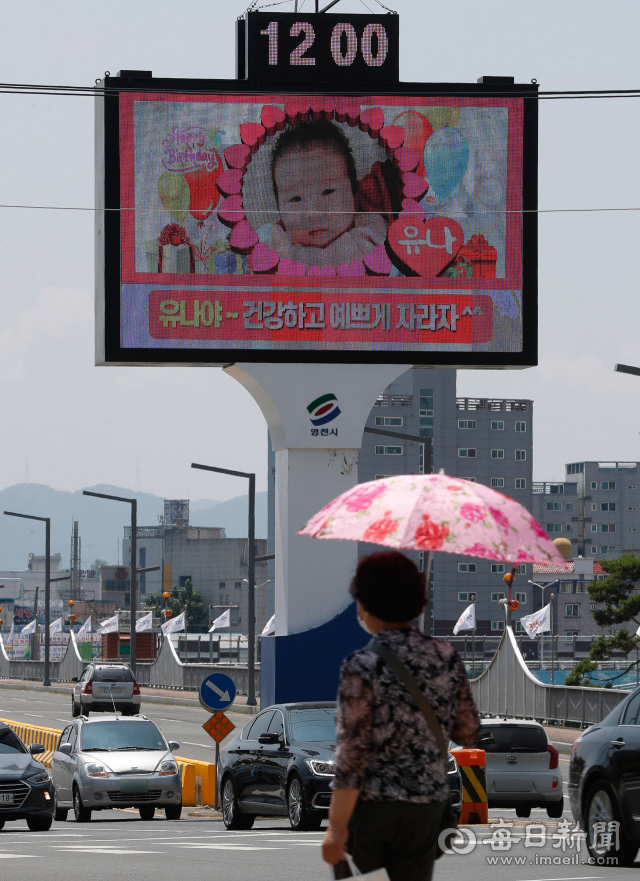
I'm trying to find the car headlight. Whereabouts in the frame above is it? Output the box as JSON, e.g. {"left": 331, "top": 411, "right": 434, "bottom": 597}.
{"left": 85, "top": 763, "right": 109, "bottom": 778}
{"left": 28, "top": 770, "right": 50, "bottom": 784}
{"left": 159, "top": 760, "right": 179, "bottom": 777}
{"left": 447, "top": 753, "right": 458, "bottom": 775}
{"left": 305, "top": 759, "right": 335, "bottom": 777}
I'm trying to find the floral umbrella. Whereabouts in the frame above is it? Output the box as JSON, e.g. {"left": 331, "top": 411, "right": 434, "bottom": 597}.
{"left": 298, "top": 472, "right": 569, "bottom": 575}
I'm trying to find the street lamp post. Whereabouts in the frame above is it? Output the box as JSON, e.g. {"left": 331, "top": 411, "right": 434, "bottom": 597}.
{"left": 4, "top": 511, "right": 51, "bottom": 686}
{"left": 83, "top": 491, "right": 138, "bottom": 677}
{"left": 192, "top": 463, "right": 257, "bottom": 706}
{"left": 528, "top": 579, "right": 559, "bottom": 670}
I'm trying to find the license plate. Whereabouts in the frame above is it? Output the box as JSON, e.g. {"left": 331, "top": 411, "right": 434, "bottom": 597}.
{"left": 0, "top": 793, "right": 14, "bottom": 804}
{"left": 120, "top": 778, "right": 147, "bottom": 794}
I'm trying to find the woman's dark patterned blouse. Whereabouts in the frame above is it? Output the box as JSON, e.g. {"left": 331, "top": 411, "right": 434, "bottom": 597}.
{"left": 332, "top": 627, "right": 481, "bottom": 803}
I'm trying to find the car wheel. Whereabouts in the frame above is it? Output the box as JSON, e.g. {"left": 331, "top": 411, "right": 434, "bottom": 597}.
{"left": 27, "top": 814, "right": 53, "bottom": 832}
{"left": 547, "top": 798, "right": 564, "bottom": 819}
{"left": 79, "top": 702, "right": 89, "bottom": 717}
{"left": 287, "top": 774, "right": 322, "bottom": 831}
{"left": 0, "top": 819, "right": 5, "bottom": 830}
{"left": 139, "top": 806, "right": 155, "bottom": 821}
{"left": 585, "top": 780, "right": 639, "bottom": 866}
{"left": 73, "top": 786, "right": 92, "bottom": 823}
{"left": 221, "top": 777, "right": 254, "bottom": 830}
{"left": 516, "top": 805, "right": 531, "bottom": 818}
{"left": 53, "top": 794, "right": 68, "bottom": 822}
{"left": 165, "top": 803, "right": 182, "bottom": 821}
{"left": 71, "top": 696, "right": 80, "bottom": 718}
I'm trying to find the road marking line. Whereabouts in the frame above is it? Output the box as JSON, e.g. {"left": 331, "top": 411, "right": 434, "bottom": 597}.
{"left": 515, "top": 877, "right": 605, "bottom": 881}
{"left": 52, "top": 847, "right": 164, "bottom": 854}
{"left": 176, "top": 845, "right": 284, "bottom": 850}
{"left": 180, "top": 741, "right": 215, "bottom": 749}
{"left": 0, "top": 854, "right": 41, "bottom": 859}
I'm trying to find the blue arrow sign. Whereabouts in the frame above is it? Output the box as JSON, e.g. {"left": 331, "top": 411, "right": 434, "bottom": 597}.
{"left": 199, "top": 672, "right": 236, "bottom": 712}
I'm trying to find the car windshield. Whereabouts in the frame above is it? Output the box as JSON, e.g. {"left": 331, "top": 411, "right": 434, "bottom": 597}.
{"left": 92, "top": 667, "right": 134, "bottom": 682}
{"left": 80, "top": 721, "right": 166, "bottom": 751}
{"left": 0, "top": 727, "right": 26, "bottom": 754}
{"left": 479, "top": 725, "right": 547, "bottom": 753}
{"left": 289, "top": 709, "right": 336, "bottom": 742}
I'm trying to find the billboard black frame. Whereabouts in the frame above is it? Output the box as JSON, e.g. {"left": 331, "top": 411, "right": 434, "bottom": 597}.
{"left": 95, "top": 75, "right": 538, "bottom": 368}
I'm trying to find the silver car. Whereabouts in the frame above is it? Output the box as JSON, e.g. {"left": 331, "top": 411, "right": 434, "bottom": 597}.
{"left": 51, "top": 715, "right": 182, "bottom": 821}
{"left": 71, "top": 663, "right": 141, "bottom": 716}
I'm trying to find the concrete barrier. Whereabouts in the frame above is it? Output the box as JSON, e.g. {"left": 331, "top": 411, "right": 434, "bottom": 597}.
{"left": 0, "top": 716, "right": 210, "bottom": 807}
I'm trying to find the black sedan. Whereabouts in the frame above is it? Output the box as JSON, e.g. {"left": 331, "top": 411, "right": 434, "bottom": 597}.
{"left": 569, "top": 685, "right": 640, "bottom": 866}
{"left": 217, "top": 701, "right": 462, "bottom": 832}
{"left": 0, "top": 723, "right": 55, "bottom": 831}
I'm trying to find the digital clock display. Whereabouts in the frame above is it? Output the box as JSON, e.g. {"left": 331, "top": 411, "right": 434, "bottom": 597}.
{"left": 245, "top": 12, "right": 399, "bottom": 84}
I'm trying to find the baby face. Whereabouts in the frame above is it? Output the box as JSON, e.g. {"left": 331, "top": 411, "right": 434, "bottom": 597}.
{"left": 274, "top": 144, "right": 355, "bottom": 249}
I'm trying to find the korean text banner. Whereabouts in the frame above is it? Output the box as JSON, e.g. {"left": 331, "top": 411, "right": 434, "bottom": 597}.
{"left": 102, "top": 83, "right": 536, "bottom": 366}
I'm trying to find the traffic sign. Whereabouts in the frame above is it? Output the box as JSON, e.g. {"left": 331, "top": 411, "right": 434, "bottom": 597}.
{"left": 199, "top": 672, "right": 236, "bottom": 712}
{"left": 203, "top": 711, "right": 235, "bottom": 743}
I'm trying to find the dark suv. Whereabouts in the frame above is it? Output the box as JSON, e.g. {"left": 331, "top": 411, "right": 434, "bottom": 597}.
{"left": 0, "top": 723, "right": 55, "bottom": 831}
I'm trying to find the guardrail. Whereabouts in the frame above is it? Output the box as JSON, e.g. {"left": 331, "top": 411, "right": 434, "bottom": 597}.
{"left": 0, "top": 631, "right": 260, "bottom": 697}
{"left": 469, "top": 626, "right": 632, "bottom": 725}
{"left": 0, "top": 716, "right": 213, "bottom": 807}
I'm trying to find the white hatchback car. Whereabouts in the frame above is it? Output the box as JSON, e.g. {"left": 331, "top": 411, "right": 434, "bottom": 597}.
{"left": 453, "top": 718, "right": 563, "bottom": 819}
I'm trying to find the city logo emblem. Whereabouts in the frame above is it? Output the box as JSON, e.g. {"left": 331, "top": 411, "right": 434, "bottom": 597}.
{"left": 307, "top": 393, "right": 341, "bottom": 426}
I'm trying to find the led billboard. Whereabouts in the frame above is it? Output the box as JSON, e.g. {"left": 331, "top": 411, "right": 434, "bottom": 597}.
{"left": 96, "top": 78, "right": 537, "bottom": 366}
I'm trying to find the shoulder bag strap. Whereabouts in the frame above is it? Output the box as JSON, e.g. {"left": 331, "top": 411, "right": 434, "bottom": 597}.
{"left": 367, "top": 640, "right": 448, "bottom": 761}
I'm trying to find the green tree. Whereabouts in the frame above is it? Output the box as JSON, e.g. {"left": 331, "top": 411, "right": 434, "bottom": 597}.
{"left": 144, "top": 577, "right": 208, "bottom": 629}
{"left": 91, "top": 558, "right": 108, "bottom": 570}
{"left": 565, "top": 553, "right": 640, "bottom": 687}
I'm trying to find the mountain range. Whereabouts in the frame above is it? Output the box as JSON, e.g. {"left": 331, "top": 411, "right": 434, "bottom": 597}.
{"left": 0, "top": 483, "right": 267, "bottom": 572}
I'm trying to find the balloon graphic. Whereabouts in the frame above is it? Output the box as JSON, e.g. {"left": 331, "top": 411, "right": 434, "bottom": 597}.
{"left": 423, "top": 127, "right": 469, "bottom": 199}
{"left": 184, "top": 148, "right": 224, "bottom": 225}
{"left": 158, "top": 172, "right": 190, "bottom": 223}
{"left": 421, "top": 106, "right": 462, "bottom": 133}
{"left": 392, "top": 111, "right": 433, "bottom": 176}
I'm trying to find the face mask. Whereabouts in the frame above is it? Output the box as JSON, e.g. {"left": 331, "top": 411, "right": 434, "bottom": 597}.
{"left": 357, "top": 609, "right": 372, "bottom": 634}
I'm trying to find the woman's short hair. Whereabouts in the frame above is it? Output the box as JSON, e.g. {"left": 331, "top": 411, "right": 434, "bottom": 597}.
{"left": 349, "top": 551, "right": 426, "bottom": 622}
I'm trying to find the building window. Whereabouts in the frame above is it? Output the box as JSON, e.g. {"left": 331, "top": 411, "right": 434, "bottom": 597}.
{"left": 591, "top": 481, "right": 597, "bottom": 490}
{"left": 231, "top": 607, "right": 240, "bottom": 626}
{"left": 491, "top": 564, "right": 506, "bottom": 574}
{"left": 630, "top": 486, "right": 638, "bottom": 490}
{"left": 515, "top": 450, "right": 526, "bottom": 461}
{"left": 566, "top": 524, "right": 572, "bottom": 532}
{"left": 491, "top": 621, "right": 505, "bottom": 631}
{"left": 491, "top": 421, "right": 504, "bottom": 430}
{"left": 419, "top": 388, "right": 434, "bottom": 410}
{"left": 458, "top": 592, "right": 472, "bottom": 602}
{"left": 458, "top": 420, "right": 477, "bottom": 429}
{"left": 547, "top": 502, "right": 562, "bottom": 511}
{"left": 491, "top": 477, "right": 504, "bottom": 488}
{"left": 566, "top": 630, "right": 579, "bottom": 637}
{"left": 601, "top": 481, "right": 616, "bottom": 490}
{"left": 566, "top": 502, "right": 572, "bottom": 510}
{"left": 458, "top": 563, "right": 477, "bottom": 573}
{"left": 458, "top": 448, "right": 477, "bottom": 458}
{"left": 515, "top": 421, "right": 527, "bottom": 432}
{"left": 567, "top": 463, "right": 584, "bottom": 474}
{"left": 234, "top": 581, "right": 242, "bottom": 589}
{"left": 515, "top": 621, "right": 525, "bottom": 633}
{"left": 218, "top": 581, "right": 226, "bottom": 589}
{"left": 591, "top": 503, "right": 597, "bottom": 511}
{"left": 566, "top": 604, "right": 579, "bottom": 617}
{"left": 590, "top": 603, "right": 597, "bottom": 611}
{"left": 517, "top": 564, "right": 527, "bottom": 575}
{"left": 491, "top": 449, "right": 505, "bottom": 459}
{"left": 601, "top": 524, "right": 616, "bottom": 533}
{"left": 630, "top": 528, "right": 638, "bottom": 532}
{"left": 375, "top": 445, "right": 403, "bottom": 455}
{"left": 515, "top": 592, "right": 527, "bottom": 603}
{"left": 591, "top": 545, "right": 598, "bottom": 554}
{"left": 601, "top": 502, "right": 616, "bottom": 511}
{"left": 375, "top": 474, "right": 392, "bottom": 480}
{"left": 463, "top": 476, "right": 477, "bottom": 482}
{"left": 600, "top": 546, "right": 612, "bottom": 554}
{"left": 375, "top": 416, "right": 403, "bottom": 427}
{"left": 491, "top": 591, "right": 506, "bottom": 601}
{"left": 591, "top": 524, "right": 598, "bottom": 533}
{"left": 179, "top": 575, "right": 191, "bottom": 587}
{"left": 630, "top": 507, "right": 637, "bottom": 511}
{"left": 558, "top": 583, "right": 573, "bottom": 593}
{"left": 547, "top": 523, "right": 562, "bottom": 533}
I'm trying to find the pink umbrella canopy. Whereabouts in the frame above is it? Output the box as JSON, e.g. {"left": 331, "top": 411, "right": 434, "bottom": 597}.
{"left": 298, "top": 472, "right": 570, "bottom": 568}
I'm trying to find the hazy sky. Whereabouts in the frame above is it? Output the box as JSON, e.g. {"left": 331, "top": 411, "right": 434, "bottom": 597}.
{"left": 0, "top": 0, "right": 639, "bottom": 499}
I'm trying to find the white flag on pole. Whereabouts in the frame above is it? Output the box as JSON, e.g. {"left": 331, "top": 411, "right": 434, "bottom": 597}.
{"left": 21, "top": 619, "right": 36, "bottom": 635}
{"left": 77, "top": 616, "right": 92, "bottom": 638}
{"left": 136, "top": 611, "right": 153, "bottom": 632}
{"left": 49, "top": 617, "right": 63, "bottom": 634}
{"left": 261, "top": 614, "right": 275, "bottom": 637}
{"left": 99, "top": 613, "right": 119, "bottom": 634}
{"left": 453, "top": 603, "right": 475, "bottom": 635}
{"left": 519, "top": 603, "right": 552, "bottom": 639}
{"left": 161, "top": 611, "right": 185, "bottom": 635}
{"left": 209, "top": 609, "right": 230, "bottom": 633}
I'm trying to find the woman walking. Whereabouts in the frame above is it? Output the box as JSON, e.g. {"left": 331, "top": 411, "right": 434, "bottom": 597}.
{"left": 322, "top": 551, "right": 481, "bottom": 880}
